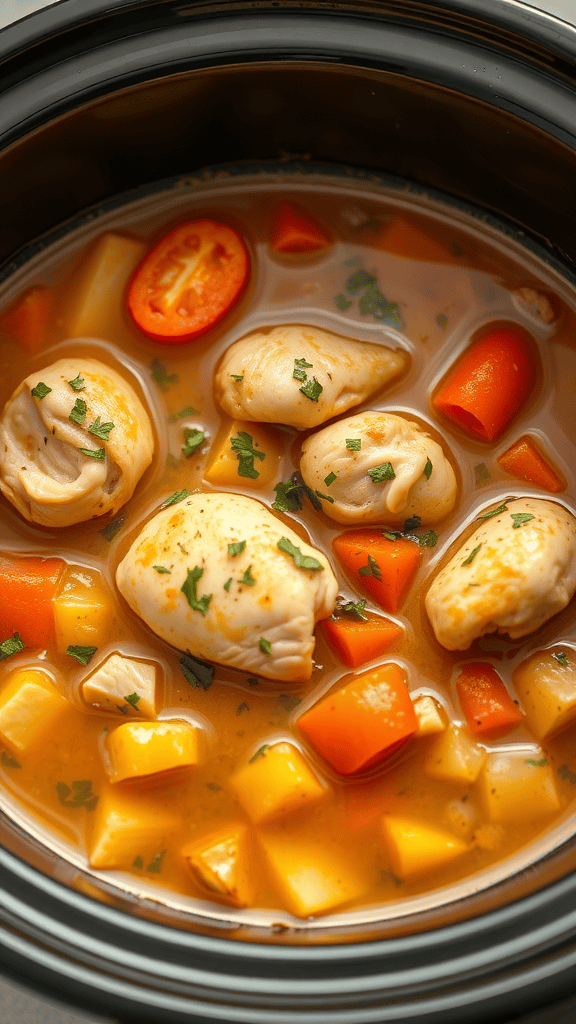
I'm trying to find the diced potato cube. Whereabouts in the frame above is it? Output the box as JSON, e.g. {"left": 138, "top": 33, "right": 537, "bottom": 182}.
{"left": 82, "top": 653, "right": 158, "bottom": 718}
{"left": 513, "top": 647, "right": 576, "bottom": 740}
{"left": 258, "top": 830, "right": 367, "bottom": 917}
{"left": 424, "top": 723, "right": 486, "bottom": 784}
{"left": 203, "top": 419, "right": 283, "bottom": 490}
{"left": 381, "top": 816, "right": 468, "bottom": 880}
{"left": 54, "top": 566, "right": 114, "bottom": 653}
{"left": 413, "top": 694, "right": 446, "bottom": 736}
{"left": 477, "top": 750, "right": 560, "bottom": 825}
{"left": 0, "top": 667, "right": 68, "bottom": 753}
{"left": 89, "top": 787, "right": 180, "bottom": 869}
{"left": 105, "top": 720, "right": 200, "bottom": 783}
{"left": 231, "top": 742, "right": 326, "bottom": 824}
{"left": 182, "top": 825, "right": 253, "bottom": 907}
{"left": 64, "top": 232, "right": 147, "bottom": 338}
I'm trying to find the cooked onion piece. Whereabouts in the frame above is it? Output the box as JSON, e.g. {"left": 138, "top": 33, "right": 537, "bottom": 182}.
{"left": 0, "top": 356, "right": 154, "bottom": 527}
{"left": 116, "top": 492, "right": 338, "bottom": 682}
{"left": 215, "top": 324, "right": 407, "bottom": 429}
{"left": 300, "top": 411, "right": 457, "bottom": 525}
{"left": 425, "top": 497, "right": 576, "bottom": 651}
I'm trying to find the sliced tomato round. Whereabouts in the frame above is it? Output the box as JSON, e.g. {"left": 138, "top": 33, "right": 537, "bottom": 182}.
{"left": 127, "top": 219, "right": 250, "bottom": 344}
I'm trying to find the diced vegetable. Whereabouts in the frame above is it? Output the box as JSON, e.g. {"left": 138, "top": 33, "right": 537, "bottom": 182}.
{"left": 298, "top": 663, "right": 417, "bottom": 775}
{"left": 321, "top": 614, "right": 403, "bottom": 668}
{"left": 182, "top": 825, "right": 253, "bottom": 906}
{"left": 53, "top": 566, "right": 114, "bottom": 653}
{"left": 204, "top": 419, "right": 283, "bottom": 490}
{"left": 0, "top": 667, "right": 68, "bottom": 753}
{"left": 127, "top": 220, "right": 249, "bottom": 344}
{"left": 64, "top": 232, "right": 147, "bottom": 338}
{"left": 433, "top": 324, "right": 537, "bottom": 442}
{"left": 513, "top": 647, "right": 576, "bottom": 740}
{"left": 81, "top": 653, "right": 158, "bottom": 718}
{"left": 497, "top": 434, "right": 565, "bottom": 493}
{"left": 424, "top": 723, "right": 486, "bottom": 784}
{"left": 332, "top": 530, "right": 422, "bottom": 614}
{"left": 381, "top": 815, "right": 468, "bottom": 879}
{"left": 455, "top": 662, "right": 523, "bottom": 737}
{"left": 0, "top": 555, "right": 65, "bottom": 649}
{"left": 106, "top": 720, "right": 200, "bottom": 783}
{"left": 258, "top": 829, "right": 366, "bottom": 916}
{"left": 374, "top": 214, "right": 455, "bottom": 264}
{"left": 231, "top": 741, "right": 326, "bottom": 824}
{"left": 477, "top": 750, "right": 560, "bottom": 824}
{"left": 0, "top": 286, "right": 54, "bottom": 352}
{"left": 271, "top": 201, "right": 331, "bottom": 253}
{"left": 413, "top": 694, "right": 446, "bottom": 736}
{"left": 88, "top": 789, "right": 180, "bottom": 869}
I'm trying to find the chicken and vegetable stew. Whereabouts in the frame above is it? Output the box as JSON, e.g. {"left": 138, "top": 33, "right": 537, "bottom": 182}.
{"left": 0, "top": 173, "right": 575, "bottom": 925}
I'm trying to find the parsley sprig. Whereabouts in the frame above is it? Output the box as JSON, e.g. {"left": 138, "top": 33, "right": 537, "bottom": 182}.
{"left": 230, "top": 431, "right": 265, "bottom": 479}
{"left": 181, "top": 566, "right": 212, "bottom": 616}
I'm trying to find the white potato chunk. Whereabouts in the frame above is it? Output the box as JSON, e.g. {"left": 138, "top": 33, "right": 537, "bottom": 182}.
{"left": 513, "top": 647, "right": 576, "bottom": 740}
{"left": 81, "top": 653, "right": 158, "bottom": 718}
{"left": 0, "top": 357, "right": 153, "bottom": 527}
{"left": 215, "top": 324, "right": 407, "bottom": 429}
{"left": 300, "top": 411, "right": 457, "bottom": 525}
{"left": 426, "top": 498, "right": 576, "bottom": 651}
{"left": 477, "top": 750, "right": 560, "bottom": 825}
{"left": 116, "top": 492, "right": 338, "bottom": 682}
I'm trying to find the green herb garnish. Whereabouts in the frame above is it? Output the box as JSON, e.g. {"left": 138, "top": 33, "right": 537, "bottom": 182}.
{"left": 99, "top": 517, "right": 124, "bottom": 542}
{"left": 133, "top": 855, "right": 144, "bottom": 869}
{"left": 272, "top": 476, "right": 304, "bottom": 512}
{"left": 278, "top": 694, "right": 302, "bottom": 713}
{"left": 334, "top": 597, "right": 368, "bottom": 621}
{"left": 475, "top": 462, "right": 490, "bottom": 483}
{"left": 124, "top": 693, "right": 141, "bottom": 708}
{"left": 559, "top": 764, "right": 576, "bottom": 784}
{"left": 335, "top": 293, "right": 352, "bottom": 310}
{"left": 180, "top": 652, "right": 214, "bottom": 691}
{"left": 31, "top": 382, "right": 51, "bottom": 400}
{"left": 435, "top": 313, "right": 448, "bottom": 329}
{"left": 293, "top": 357, "right": 313, "bottom": 382}
{"left": 88, "top": 416, "right": 114, "bottom": 441}
{"left": 230, "top": 430, "right": 265, "bottom": 479}
{"left": 181, "top": 566, "right": 212, "bottom": 616}
{"left": 151, "top": 359, "right": 178, "bottom": 391}
{"left": 277, "top": 537, "right": 323, "bottom": 571}
{"left": 228, "top": 540, "right": 246, "bottom": 557}
{"left": 358, "top": 554, "right": 382, "bottom": 580}
{"left": 146, "top": 850, "right": 165, "bottom": 873}
{"left": 239, "top": 565, "right": 256, "bottom": 587}
{"left": 478, "top": 502, "right": 509, "bottom": 520}
{"left": 182, "top": 428, "right": 205, "bottom": 457}
{"left": 230, "top": 374, "right": 244, "bottom": 381}
{"left": 223, "top": 577, "right": 233, "bottom": 591}
{"left": 67, "top": 375, "right": 85, "bottom": 392}
{"left": 259, "top": 638, "right": 272, "bottom": 655}
{"left": 0, "top": 632, "right": 25, "bottom": 661}
{"left": 66, "top": 645, "right": 97, "bottom": 666}
{"left": 525, "top": 757, "right": 548, "bottom": 767}
{"left": 153, "top": 565, "right": 171, "bottom": 574}
{"left": 553, "top": 651, "right": 569, "bottom": 667}
{"left": 423, "top": 458, "right": 433, "bottom": 480}
{"left": 168, "top": 405, "right": 196, "bottom": 422}
{"left": 78, "top": 446, "right": 105, "bottom": 461}
{"left": 57, "top": 780, "right": 98, "bottom": 811}
{"left": 1, "top": 750, "right": 21, "bottom": 769}
{"left": 324, "top": 472, "right": 337, "bottom": 487}
{"left": 461, "top": 543, "right": 482, "bottom": 566}
{"left": 511, "top": 512, "right": 535, "bottom": 529}
{"left": 299, "top": 378, "right": 323, "bottom": 402}
{"left": 368, "top": 462, "right": 396, "bottom": 483}
{"left": 249, "top": 744, "right": 269, "bottom": 763}
{"left": 160, "top": 489, "right": 190, "bottom": 509}
{"left": 346, "top": 438, "right": 362, "bottom": 451}
{"left": 69, "top": 398, "right": 87, "bottom": 425}
{"left": 236, "top": 702, "right": 249, "bottom": 715}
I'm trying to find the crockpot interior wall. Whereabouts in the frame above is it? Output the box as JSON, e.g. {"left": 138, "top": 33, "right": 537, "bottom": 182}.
{"left": 1, "top": 63, "right": 576, "bottom": 266}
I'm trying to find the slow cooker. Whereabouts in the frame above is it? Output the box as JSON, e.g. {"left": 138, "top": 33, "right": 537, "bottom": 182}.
{"left": 1, "top": 1, "right": 576, "bottom": 1021}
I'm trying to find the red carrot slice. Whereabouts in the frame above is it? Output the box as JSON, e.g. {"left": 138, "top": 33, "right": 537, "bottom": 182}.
{"left": 433, "top": 324, "right": 537, "bottom": 442}
{"left": 321, "top": 615, "right": 403, "bottom": 668}
{"left": 332, "top": 530, "right": 422, "bottom": 614}
{"left": 456, "top": 662, "right": 523, "bottom": 737}
{"left": 271, "top": 201, "right": 331, "bottom": 253}
{"left": 0, "top": 556, "right": 65, "bottom": 648}
{"left": 298, "top": 663, "right": 417, "bottom": 775}
{"left": 497, "top": 435, "right": 564, "bottom": 493}
{"left": 0, "top": 287, "right": 53, "bottom": 353}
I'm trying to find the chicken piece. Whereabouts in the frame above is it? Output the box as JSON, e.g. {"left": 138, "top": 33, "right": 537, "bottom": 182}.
{"left": 81, "top": 653, "right": 158, "bottom": 718}
{"left": 0, "top": 357, "right": 154, "bottom": 527}
{"left": 300, "top": 411, "right": 457, "bottom": 525}
{"left": 215, "top": 324, "right": 407, "bottom": 429}
{"left": 425, "top": 497, "right": 576, "bottom": 651}
{"left": 116, "top": 492, "right": 338, "bottom": 682}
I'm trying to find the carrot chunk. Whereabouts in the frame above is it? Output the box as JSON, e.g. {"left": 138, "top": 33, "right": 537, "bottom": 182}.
{"left": 433, "top": 324, "right": 537, "bottom": 442}
{"left": 456, "top": 662, "right": 523, "bottom": 738}
{"left": 332, "top": 530, "right": 422, "bottom": 614}
{"left": 271, "top": 201, "right": 331, "bottom": 253}
{"left": 298, "top": 663, "right": 417, "bottom": 775}
{"left": 0, "top": 286, "right": 53, "bottom": 352}
{"left": 497, "top": 434, "right": 564, "bottom": 493}
{"left": 321, "top": 614, "right": 403, "bottom": 668}
{"left": 0, "top": 556, "right": 65, "bottom": 648}
{"left": 374, "top": 214, "right": 454, "bottom": 264}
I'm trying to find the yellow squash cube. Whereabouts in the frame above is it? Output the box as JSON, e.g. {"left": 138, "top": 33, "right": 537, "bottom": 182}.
{"left": 0, "top": 667, "right": 68, "bottom": 754}
{"left": 231, "top": 741, "right": 326, "bottom": 824}
{"left": 203, "top": 418, "right": 283, "bottom": 490}
{"left": 381, "top": 816, "right": 468, "bottom": 880}
{"left": 258, "top": 830, "right": 366, "bottom": 917}
{"left": 105, "top": 720, "right": 200, "bottom": 783}
{"left": 89, "top": 787, "right": 180, "bottom": 869}
{"left": 477, "top": 750, "right": 560, "bottom": 825}
{"left": 424, "top": 723, "right": 486, "bottom": 784}
{"left": 82, "top": 653, "right": 158, "bottom": 718}
{"left": 513, "top": 648, "right": 576, "bottom": 740}
{"left": 64, "top": 231, "right": 146, "bottom": 338}
{"left": 54, "top": 566, "right": 114, "bottom": 653}
{"left": 182, "top": 825, "right": 253, "bottom": 907}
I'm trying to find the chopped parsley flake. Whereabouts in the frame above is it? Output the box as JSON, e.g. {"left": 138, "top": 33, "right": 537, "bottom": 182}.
{"left": 248, "top": 676, "right": 260, "bottom": 686}
{"left": 67, "top": 375, "right": 85, "bottom": 392}
{"left": 511, "top": 512, "right": 535, "bottom": 529}
{"left": 133, "top": 855, "right": 144, "bottom": 869}
{"left": 293, "top": 356, "right": 313, "bottom": 383}
{"left": 239, "top": 565, "right": 256, "bottom": 587}
{"left": 230, "top": 430, "right": 265, "bottom": 479}
{"left": 0, "top": 750, "right": 21, "bottom": 769}
{"left": 249, "top": 744, "right": 268, "bottom": 763}
{"left": 404, "top": 516, "right": 421, "bottom": 531}
{"left": 181, "top": 566, "right": 212, "bottom": 616}
{"left": 478, "top": 502, "right": 509, "bottom": 520}
{"left": 0, "top": 632, "right": 25, "bottom": 661}
{"left": 299, "top": 377, "right": 323, "bottom": 402}
{"left": 277, "top": 536, "right": 323, "bottom": 571}
{"left": 147, "top": 850, "right": 165, "bottom": 873}
{"left": 160, "top": 489, "right": 190, "bottom": 509}
{"left": 78, "top": 446, "right": 105, "bottom": 461}
{"left": 324, "top": 472, "right": 337, "bottom": 487}
{"left": 180, "top": 652, "right": 214, "bottom": 690}
{"left": 558, "top": 764, "right": 576, "bottom": 784}
{"left": 314, "top": 490, "right": 334, "bottom": 504}
{"left": 230, "top": 374, "right": 244, "bottom": 381}
{"left": 259, "top": 638, "right": 272, "bottom": 655}
{"left": 334, "top": 596, "right": 368, "bottom": 621}
{"left": 461, "top": 543, "right": 482, "bottom": 566}
{"left": 88, "top": 416, "right": 115, "bottom": 441}
{"left": 66, "top": 645, "right": 97, "bottom": 666}
{"left": 236, "top": 702, "right": 249, "bottom": 715}
{"left": 57, "top": 779, "right": 98, "bottom": 811}
{"left": 168, "top": 406, "right": 196, "bottom": 422}
{"left": 124, "top": 693, "right": 141, "bottom": 708}
{"left": 272, "top": 476, "right": 304, "bottom": 512}
{"left": 435, "top": 312, "right": 448, "bottom": 329}
{"left": 99, "top": 517, "right": 124, "bottom": 542}
{"left": 346, "top": 438, "right": 362, "bottom": 451}
{"left": 525, "top": 757, "right": 548, "bottom": 767}
{"left": 423, "top": 457, "right": 433, "bottom": 480}
{"left": 368, "top": 461, "right": 396, "bottom": 483}
{"left": 182, "top": 428, "right": 205, "bottom": 457}
{"left": 552, "top": 651, "right": 569, "bottom": 667}
{"left": 223, "top": 577, "right": 233, "bottom": 591}
{"left": 153, "top": 565, "right": 171, "bottom": 574}
{"left": 151, "top": 359, "right": 178, "bottom": 391}
{"left": 358, "top": 554, "right": 382, "bottom": 580}
{"left": 69, "top": 397, "right": 87, "bottom": 425}
{"left": 346, "top": 268, "right": 376, "bottom": 294}
{"left": 335, "top": 293, "right": 353, "bottom": 310}
{"left": 31, "top": 382, "right": 51, "bottom": 400}
{"left": 475, "top": 462, "right": 491, "bottom": 483}
{"left": 228, "top": 540, "right": 246, "bottom": 557}
{"left": 278, "top": 694, "right": 302, "bottom": 713}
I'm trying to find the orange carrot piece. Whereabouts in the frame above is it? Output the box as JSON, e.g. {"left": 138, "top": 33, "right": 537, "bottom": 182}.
{"left": 332, "top": 530, "right": 422, "bottom": 614}
{"left": 0, "top": 556, "right": 65, "bottom": 648}
{"left": 322, "top": 614, "right": 403, "bottom": 668}
{"left": 374, "top": 213, "right": 454, "bottom": 264}
{"left": 433, "top": 324, "right": 537, "bottom": 442}
{"left": 298, "top": 663, "right": 417, "bottom": 775}
{"left": 497, "top": 435, "right": 564, "bottom": 493}
{"left": 0, "top": 287, "right": 53, "bottom": 353}
{"left": 456, "top": 662, "right": 523, "bottom": 738}
{"left": 271, "top": 201, "right": 331, "bottom": 253}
